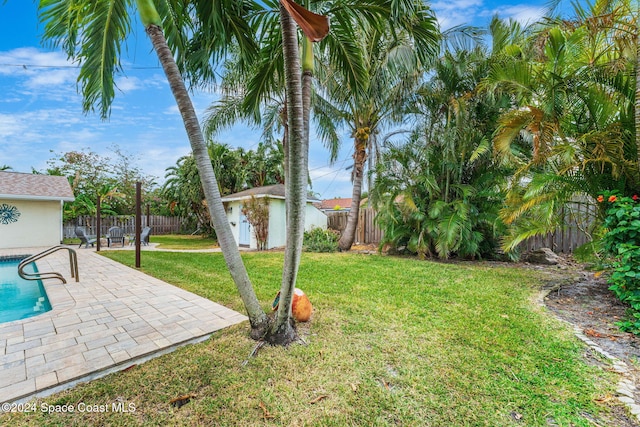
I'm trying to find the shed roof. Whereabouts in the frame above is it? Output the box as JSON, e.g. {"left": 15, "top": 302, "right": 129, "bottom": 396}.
{"left": 221, "top": 184, "right": 286, "bottom": 202}
{"left": 221, "top": 184, "right": 320, "bottom": 203}
{"left": 0, "top": 171, "right": 75, "bottom": 202}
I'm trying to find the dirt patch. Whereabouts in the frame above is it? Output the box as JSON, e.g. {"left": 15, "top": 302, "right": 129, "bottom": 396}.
{"left": 545, "top": 272, "right": 640, "bottom": 365}
{"left": 529, "top": 258, "right": 640, "bottom": 426}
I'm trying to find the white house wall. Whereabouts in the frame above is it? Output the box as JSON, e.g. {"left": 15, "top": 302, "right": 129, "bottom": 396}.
{"left": 0, "top": 199, "right": 63, "bottom": 249}
{"left": 305, "top": 204, "right": 328, "bottom": 232}
{"left": 268, "top": 200, "right": 287, "bottom": 249}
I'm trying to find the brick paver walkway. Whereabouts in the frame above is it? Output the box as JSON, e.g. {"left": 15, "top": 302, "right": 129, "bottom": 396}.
{"left": 0, "top": 246, "right": 247, "bottom": 404}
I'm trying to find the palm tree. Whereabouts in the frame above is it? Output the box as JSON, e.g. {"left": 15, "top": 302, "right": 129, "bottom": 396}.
{"left": 371, "top": 40, "right": 508, "bottom": 259}
{"left": 313, "top": 12, "right": 439, "bottom": 251}
{"left": 37, "top": 0, "right": 271, "bottom": 337}
{"left": 38, "top": 0, "right": 333, "bottom": 345}
{"left": 483, "top": 7, "right": 637, "bottom": 251}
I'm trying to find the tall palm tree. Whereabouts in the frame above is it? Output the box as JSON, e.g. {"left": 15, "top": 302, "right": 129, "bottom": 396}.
{"left": 37, "top": 0, "right": 271, "bottom": 336}
{"left": 201, "top": 0, "right": 437, "bottom": 255}
{"left": 314, "top": 12, "right": 439, "bottom": 251}
{"left": 39, "top": 0, "right": 332, "bottom": 344}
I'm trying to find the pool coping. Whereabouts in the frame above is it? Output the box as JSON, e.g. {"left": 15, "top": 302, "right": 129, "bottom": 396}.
{"left": 0, "top": 246, "right": 247, "bottom": 405}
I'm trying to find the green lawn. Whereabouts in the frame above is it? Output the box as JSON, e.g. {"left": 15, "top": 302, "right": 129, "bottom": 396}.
{"left": 2, "top": 252, "right": 622, "bottom": 426}
{"left": 150, "top": 234, "right": 218, "bottom": 250}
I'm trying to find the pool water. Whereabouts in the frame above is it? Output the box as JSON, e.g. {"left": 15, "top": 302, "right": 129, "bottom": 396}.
{"left": 0, "top": 257, "right": 52, "bottom": 323}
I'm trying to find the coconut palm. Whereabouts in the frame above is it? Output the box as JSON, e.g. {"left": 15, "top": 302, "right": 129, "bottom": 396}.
{"left": 37, "top": 0, "right": 272, "bottom": 336}
{"left": 201, "top": 0, "right": 438, "bottom": 256}
{"left": 314, "top": 12, "right": 439, "bottom": 251}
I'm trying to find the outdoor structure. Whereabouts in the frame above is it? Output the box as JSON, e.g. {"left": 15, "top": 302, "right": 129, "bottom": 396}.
{"left": 0, "top": 171, "right": 75, "bottom": 249}
{"left": 222, "top": 184, "right": 327, "bottom": 250}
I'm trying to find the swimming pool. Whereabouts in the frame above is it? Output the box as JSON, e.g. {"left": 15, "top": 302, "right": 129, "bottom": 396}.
{"left": 0, "top": 256, "right": 52, "bottom": 323}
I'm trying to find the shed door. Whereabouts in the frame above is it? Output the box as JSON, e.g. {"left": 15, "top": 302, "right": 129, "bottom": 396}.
{"left": 239, "top": 209, "right": 250, "bottom": 246}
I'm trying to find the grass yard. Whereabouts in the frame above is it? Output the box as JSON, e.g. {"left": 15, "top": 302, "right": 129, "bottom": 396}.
{"left": 150, "top": 234, "right": 218, "bottom": 250}
{"left": 2, "top": 252, "right": 622, "bottom": 426}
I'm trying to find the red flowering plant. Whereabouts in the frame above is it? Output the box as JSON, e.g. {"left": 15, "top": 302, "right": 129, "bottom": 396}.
{"left": 600, "top": 192, "right": 640, "bottom": 333}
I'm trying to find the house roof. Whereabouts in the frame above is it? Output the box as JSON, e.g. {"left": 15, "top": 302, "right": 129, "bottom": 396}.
{"left": 319, "top": 197, "right": 353, "bottom": 211}
{"left": 0, "top": 171, "right": 75, "bottom": 202}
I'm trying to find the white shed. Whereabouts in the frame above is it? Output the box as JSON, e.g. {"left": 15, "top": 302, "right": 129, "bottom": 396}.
{"left": 221, "top": 184, "right": 327, "bottom": 250}
{"left": 0, "top": 171, "right": 75, "bottom": 249}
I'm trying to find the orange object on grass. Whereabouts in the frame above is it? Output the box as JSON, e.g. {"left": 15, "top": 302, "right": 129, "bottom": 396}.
{"left": 272, "top": 288, "right": 313, "bottom": 322}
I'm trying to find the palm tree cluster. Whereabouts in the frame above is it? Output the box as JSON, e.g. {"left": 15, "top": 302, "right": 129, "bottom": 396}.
{"left": 372, "top": 1, "right": 638, "bottom": 258}
{"left": 33, "top": 0, "right": 440, "bottom": 343}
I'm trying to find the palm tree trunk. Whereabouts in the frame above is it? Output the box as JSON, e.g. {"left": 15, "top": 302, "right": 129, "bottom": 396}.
{"left": 269, "top": 3, "right": 308, "bottom": 344}
{"left": 338, "top": 137, "right": 367, "bottom": 251}
{"left": 144, "top": 24, "right": 270, "bottom": 338}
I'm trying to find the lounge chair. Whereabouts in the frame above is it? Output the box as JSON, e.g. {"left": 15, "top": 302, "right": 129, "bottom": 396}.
{"left": 75, "top": 227, "right": 97, "bottom": 248}
{"left": 107, "top": 226, "right": 126, "bottom": 247}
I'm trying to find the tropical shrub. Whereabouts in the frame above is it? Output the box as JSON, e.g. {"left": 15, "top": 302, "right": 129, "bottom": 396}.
{"left": 241, "top": 196, "right": 270, "bottom": 251}
{"left": 303, "top": 227, "right": 339, "bottom": 252}
{"left": 599, "top": 193, "right": 640, "bottom": 334}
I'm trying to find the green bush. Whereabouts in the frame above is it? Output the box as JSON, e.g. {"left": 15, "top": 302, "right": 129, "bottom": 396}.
{"left": 303, "top": 227, "right": 339, "bottom": 252}
{"left": 600, "top": 192, "right": 640, "bottom": 334}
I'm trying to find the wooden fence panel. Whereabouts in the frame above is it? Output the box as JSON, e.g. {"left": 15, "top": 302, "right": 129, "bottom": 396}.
{"left": 65, "top": 215, "right": 182, "bottom": 238}
{"left": 326, "top": 207, "right": 383, "bottom": 245}
{"left": 519, "top": 200, "right": 597, "bottom": 254}
{"left": 327, "top": 201, "right": 597, "bottom": 254}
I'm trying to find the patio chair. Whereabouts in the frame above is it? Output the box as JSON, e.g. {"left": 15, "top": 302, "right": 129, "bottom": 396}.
{"left": 75, "top": 227, "right": 97, "bottom": 249}
{"left": 130, "top": 226, "right": 151, "bottom": 246}
{"left": 107, "top": 226, "right": 126, "bottom": 247}
{"left": 140, "top": 226, "right": 151, "bottom": 245}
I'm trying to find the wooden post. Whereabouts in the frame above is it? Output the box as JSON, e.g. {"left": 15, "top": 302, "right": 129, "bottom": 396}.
{"left": 96, "top": 195, "right": 101, "bottom": 252}
{"left": 136, "top": 182, "right": 142, "bottom": 268}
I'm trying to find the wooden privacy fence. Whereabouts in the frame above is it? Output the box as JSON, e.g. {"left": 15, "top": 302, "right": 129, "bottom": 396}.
{"left": 326, "top": 207, "right": 383, "bottom": 245}
{"left": 65, "top": 215, "right": 182, "bottom": 239}
{"left": 517, "top": 200, "right": 597, "bottom": 254}
{"left": 327, "top": 201, "right": 598, "bottom": 253}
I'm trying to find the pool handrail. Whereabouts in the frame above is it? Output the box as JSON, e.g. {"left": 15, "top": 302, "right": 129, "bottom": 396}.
{"left": 17, "top": 245, "right": 79, "bottom": 284}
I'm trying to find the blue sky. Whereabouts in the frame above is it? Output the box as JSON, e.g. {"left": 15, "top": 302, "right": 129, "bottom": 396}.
{"left": 0, "top": 0, "right": 565, "bottom": 199}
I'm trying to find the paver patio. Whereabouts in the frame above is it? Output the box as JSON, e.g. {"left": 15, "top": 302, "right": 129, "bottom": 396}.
{"left": 0, "top": 246, "right": 247, "bottom": 404}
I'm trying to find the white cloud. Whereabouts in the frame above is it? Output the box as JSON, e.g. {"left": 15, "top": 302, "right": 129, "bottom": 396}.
{"left": 431, "top": 0, "right": 485, "bottom": 29}
{"left": 24, "top": 68, "right": 78, "bottom": 89}
{"left": 487, "top": 5, "right": 546, "bottom": 25}
{"left": 432, "top": 0, "right": 548, "bottom": 30}
{"left": 115, "top": 76, "right": 143, "bottom": 93}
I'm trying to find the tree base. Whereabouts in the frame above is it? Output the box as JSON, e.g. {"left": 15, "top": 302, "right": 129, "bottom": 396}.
{"left": 249, "top": 314, "right": 299, "bottom": 346}
{"left": 265, "top": 317, "right": 298, "bottom": 346}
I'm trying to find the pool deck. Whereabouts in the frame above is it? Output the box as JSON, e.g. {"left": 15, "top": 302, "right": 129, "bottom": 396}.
{"left": 0, "top": 245, "right": 247, "bottom": 404}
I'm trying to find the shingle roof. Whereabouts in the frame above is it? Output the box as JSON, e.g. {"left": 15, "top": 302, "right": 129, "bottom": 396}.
{"left": 0, "top": 171, "right": 75, "bottom": 201}
{"left": 221, "top": 184, "right": 286, "bottom": 201}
